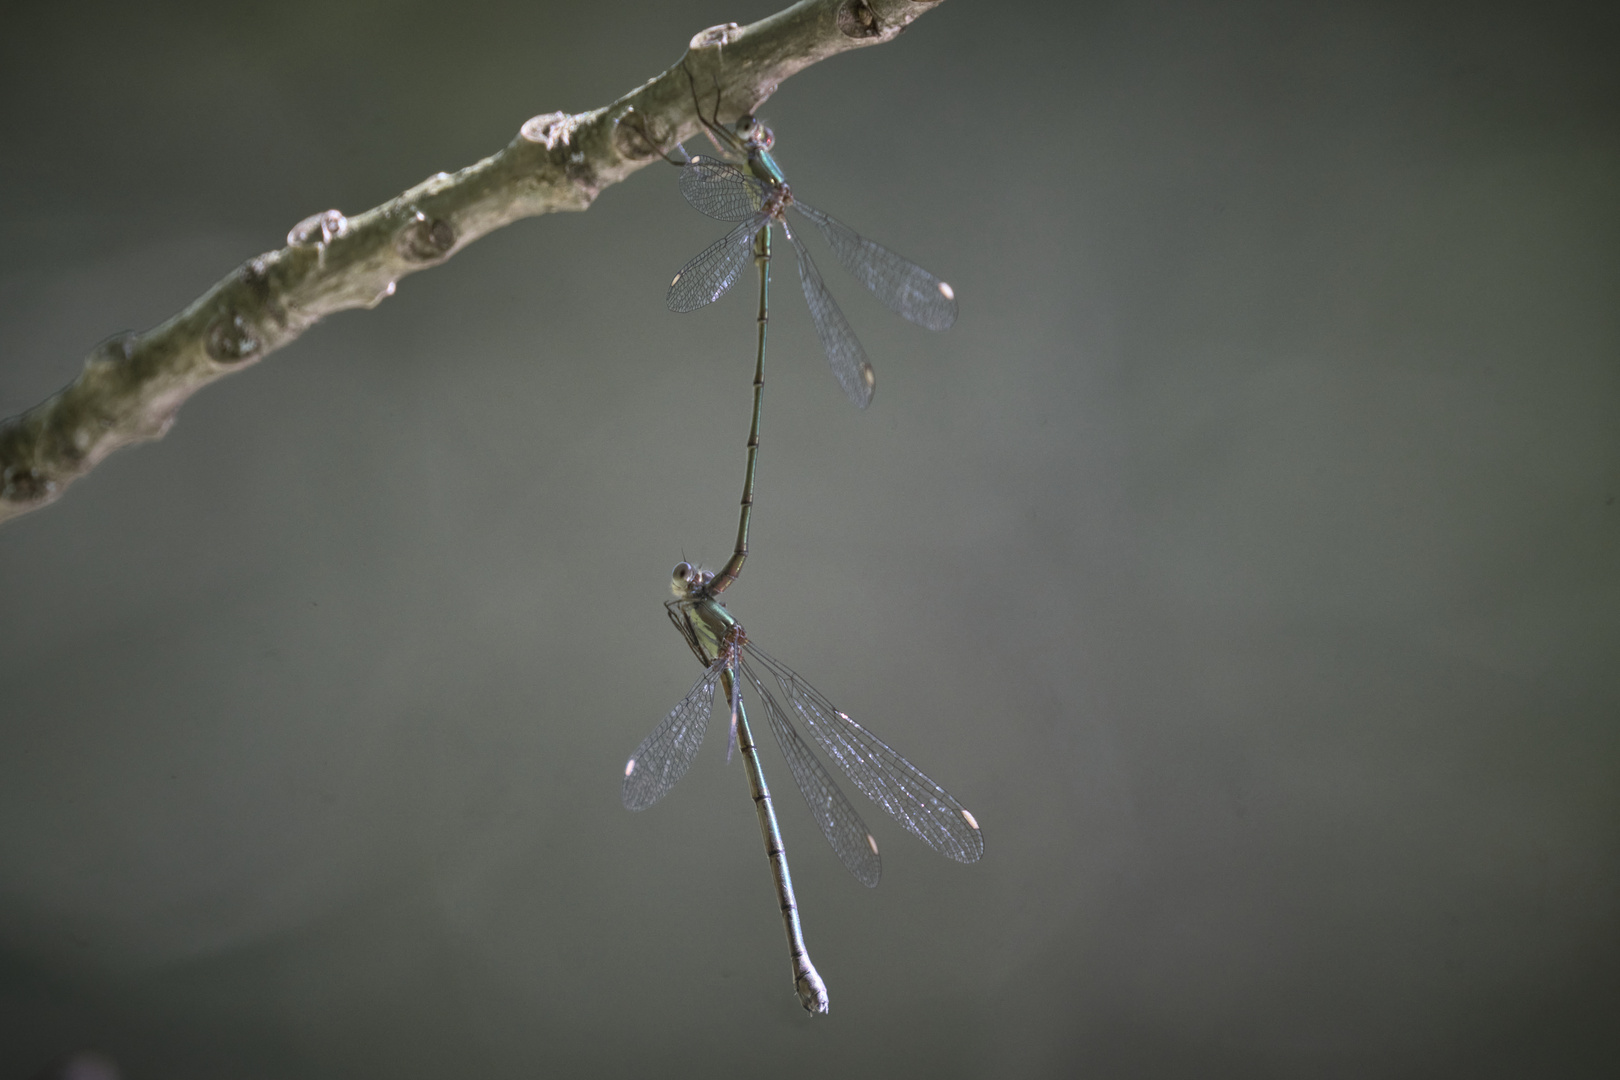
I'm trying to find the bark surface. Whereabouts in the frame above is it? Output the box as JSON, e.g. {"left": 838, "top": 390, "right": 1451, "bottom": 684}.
{"left": 0, "top": 0, "right": 946, "bottom": 525}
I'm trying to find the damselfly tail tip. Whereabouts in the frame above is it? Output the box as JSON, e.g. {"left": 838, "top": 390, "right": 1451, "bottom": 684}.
{"left": 796, "top": 966, "right": 830, "bottom": 1016}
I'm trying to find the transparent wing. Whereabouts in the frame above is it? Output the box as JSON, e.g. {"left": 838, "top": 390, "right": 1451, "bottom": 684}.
{"left": 745, "top": 643, "right": 984, "bottom": 865}
{"left": 792, "top": 201, "right": 958, "bottom": 332}
{"left": 679, "top": 156, "right": 768, "bottom": 221}
{"left": 622, "top": 658, "right": 725, "bottom": 811}
{"left": 738, "top": 653, "right": 883, "bottom": 888}
{"left": 785, "top": 225, "right": 876, "bottom": 409}
{"left": 668, "top": 215, "right": 769, "bottom": 312}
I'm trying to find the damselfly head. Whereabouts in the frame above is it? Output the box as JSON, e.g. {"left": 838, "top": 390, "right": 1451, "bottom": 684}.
{"left": 670, "top": 561, "right": 714, "bottom": 597}
{"left": 738, "top": 115, "right": 774, "bottom": 152}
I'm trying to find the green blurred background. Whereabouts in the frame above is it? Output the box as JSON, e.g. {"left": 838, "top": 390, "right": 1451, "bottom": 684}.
{"left": 1, "top": 1, "right": 1616, "bottom": 1076}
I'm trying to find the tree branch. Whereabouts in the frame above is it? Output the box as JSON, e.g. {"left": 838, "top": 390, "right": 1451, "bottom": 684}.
{"left": 0, "top": 0, "right": 946, "bottom": 525}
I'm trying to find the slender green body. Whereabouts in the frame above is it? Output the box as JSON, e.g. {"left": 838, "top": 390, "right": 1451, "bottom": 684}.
{"left": 711, "top": 225, "right": 770, "bottom": 595}
{"left": 724, "top": 668, "right": 830, "bottom": 1013}
{"left": 748, "top": 146, "right": 788, "bottom": 187}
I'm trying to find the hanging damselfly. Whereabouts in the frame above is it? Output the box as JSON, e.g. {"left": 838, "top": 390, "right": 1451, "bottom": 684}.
{"left": 661, "top": 75, "right": 958, "bottom": 408}
{"left": 623, "top": 560, "right": 984, "bottom": 1014}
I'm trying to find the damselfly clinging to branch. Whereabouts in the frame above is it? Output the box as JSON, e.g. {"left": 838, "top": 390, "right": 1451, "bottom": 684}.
{"left": 662, "top": 77, "right": 958, "bottom": 408}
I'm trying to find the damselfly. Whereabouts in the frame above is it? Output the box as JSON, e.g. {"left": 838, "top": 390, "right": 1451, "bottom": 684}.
{"left": 623, "top": 561, "right": 984, "bottom": 1014}
{"left": 664, "top": 89, "right": 957, "bottom": 408}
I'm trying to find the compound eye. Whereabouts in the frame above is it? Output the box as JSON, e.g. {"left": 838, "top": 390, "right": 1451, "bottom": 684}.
{"left": 672, "top": 561, "right": 691, "bottom": 581}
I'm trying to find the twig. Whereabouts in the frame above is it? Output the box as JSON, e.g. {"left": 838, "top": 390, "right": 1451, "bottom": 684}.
{"left": 0, "top": 0, "right": 947, "bottom": 525}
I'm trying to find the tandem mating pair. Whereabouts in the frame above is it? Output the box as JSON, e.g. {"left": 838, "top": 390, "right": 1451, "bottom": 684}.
{"left": 619, "top": 79, "right": 981, "bottom": 1016}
